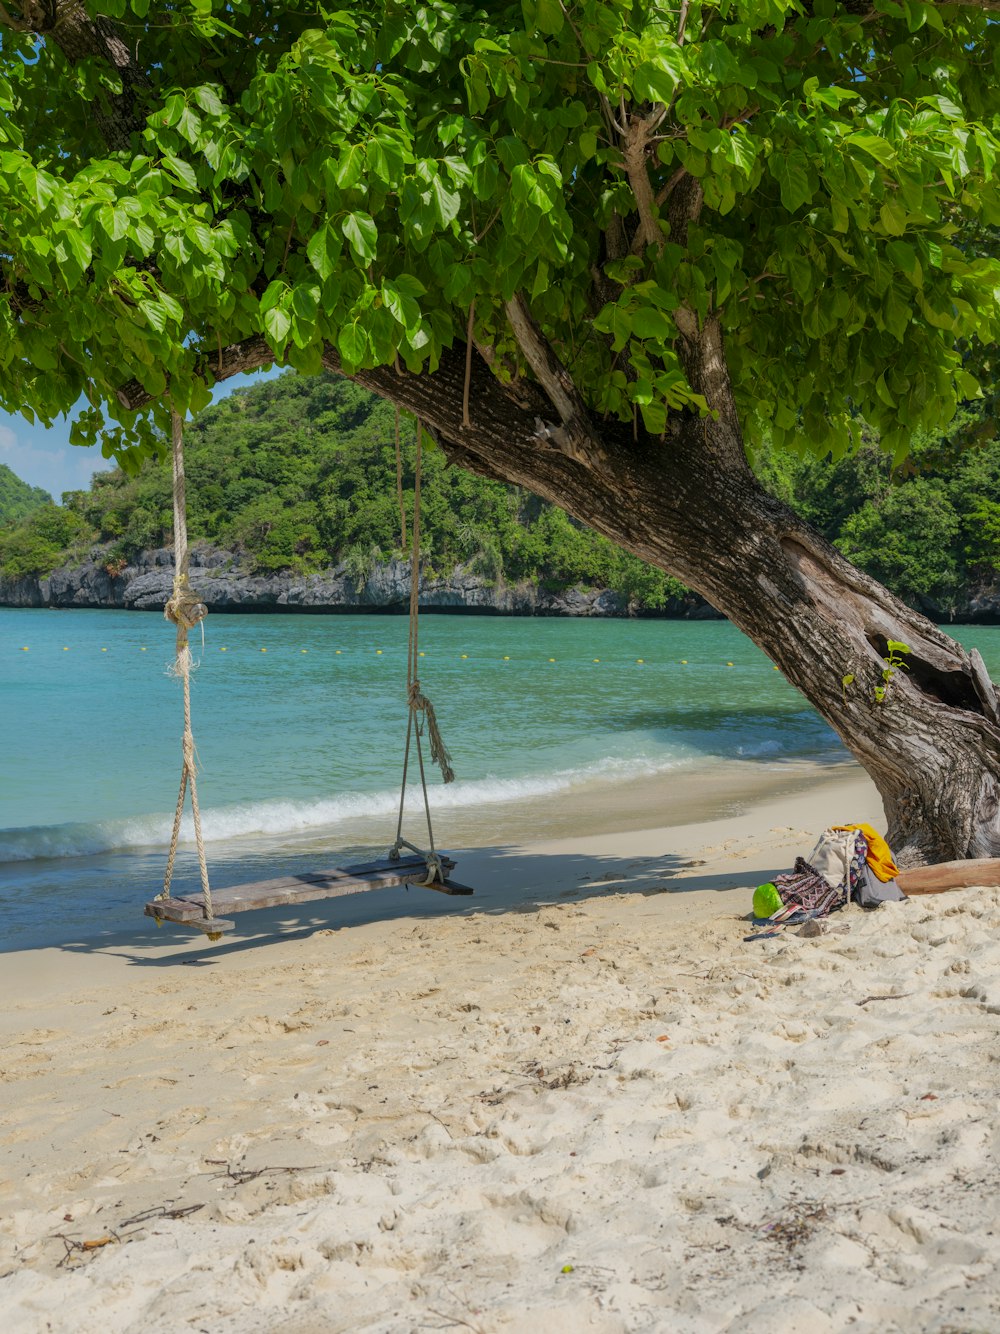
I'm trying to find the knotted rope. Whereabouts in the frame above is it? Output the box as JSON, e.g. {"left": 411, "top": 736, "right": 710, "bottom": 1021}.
{"left": 390, "top": 417, "right": 454, "bottom": 885}
{"left": 157, "top": 405, "right": 214, "bottom": 919}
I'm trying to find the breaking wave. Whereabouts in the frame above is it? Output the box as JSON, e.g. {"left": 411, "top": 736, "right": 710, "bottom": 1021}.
{"left": 0, "top": 754, "right": 693, "bottom": 864}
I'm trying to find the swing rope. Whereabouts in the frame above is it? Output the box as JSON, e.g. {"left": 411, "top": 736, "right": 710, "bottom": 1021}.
{"left": 157, "top": 404, "right": 214, "bottom": 919}
{"left": 390, "top": 416, "right": 454, "bottom": 885}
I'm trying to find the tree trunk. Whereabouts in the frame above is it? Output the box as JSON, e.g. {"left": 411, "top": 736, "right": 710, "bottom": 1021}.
{"left": 328, "top": 323, "right": 1000, "bottom": 869}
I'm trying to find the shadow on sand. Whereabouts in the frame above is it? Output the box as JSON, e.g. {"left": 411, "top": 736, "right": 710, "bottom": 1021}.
{"left": 47, "top": 841, "right": 786, "bottom": 967}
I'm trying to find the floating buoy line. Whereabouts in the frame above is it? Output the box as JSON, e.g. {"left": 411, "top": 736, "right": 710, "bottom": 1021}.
{"left": 9, "top": 644, "right": 762, "bottom": 668}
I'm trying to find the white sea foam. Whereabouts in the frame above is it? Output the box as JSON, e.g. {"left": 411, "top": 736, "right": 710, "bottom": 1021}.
{"left": 0, "top": 754, "right": 692, "bottom": 864}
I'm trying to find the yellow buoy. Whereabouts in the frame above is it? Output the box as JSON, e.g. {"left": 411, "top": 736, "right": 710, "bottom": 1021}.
{"left": 461, "top": 654, "right": 468, "bottom": 659}
{"left": 376, "top": 649, "right": 383, "bottom": 655}
{"left": 680, "top": 659, "right": 687, "bottom": 664}
{"left": 503, "top": 656, "right": 510, "bottom": 661}
{"left": 636, "top": 658, "right": 644, "bottom": 664}
{"left": 63, "top": 647, "right": 69, "bottom": 651}
{"left": 593, "top": 658, "right": 600, "bottom": 663}
{"left": 101, "top": 647, "right": 107, "bottom": 653}
{"left": 773, "top": 665, "right": 780, "bottom": 671}
{"left": 548, "top": 657, "right": 556, "bottom": 663}
{"left": 140, "top": 646, "right": 147, "bottom": 652}
{"left": 220, "top": 647, "right": 227, "bottom": 652}
{"left": 419, "top": 651, "right": 426, "bottom": 657}
{"left": 335, "top": 649, "right": 341, "bottom": 654}
{"left": 301, "top": 649, "right": 308, "bottom": 654}
{"left": 21, "top": 646, "right": 28, "bottom": 651}
{"left": 726, "top": 661, "right": 734, "bottom": 667}
{"left": 260, "top": 647, "right": 267, "bottom": 653}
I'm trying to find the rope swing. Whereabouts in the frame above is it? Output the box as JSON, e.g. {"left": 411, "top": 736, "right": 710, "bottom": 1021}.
{"left": 389, "top": 415, "right": 455, "bottom": 886}
{"left": 156, "top": 404, "right": 215, "bottom": 923}
{"left": 143, "top": 405, "right": 473, "bottom": 936}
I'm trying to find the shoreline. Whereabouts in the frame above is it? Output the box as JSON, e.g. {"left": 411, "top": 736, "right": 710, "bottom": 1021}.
{"left": 2, "top": 753, "right": 862, "bottom": 952}
{"left": 5, "top": 766, "right": 1000, "bottom": 1331}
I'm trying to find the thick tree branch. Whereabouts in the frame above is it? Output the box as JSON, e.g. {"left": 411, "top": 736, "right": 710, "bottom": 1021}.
{"left": 504, "top": 294, "right": 607, "bottom": 470}
{"left": 0, "top": 2, "right": 30, "bottom": 32}
{"left": 115, "top": 336, "right": 274, "bottom": 411}
{"left": 0, "top": 0, "right": 149, "bottom": 150}
{"left": 623, "top": 114, "right": 665, "bottom": 257}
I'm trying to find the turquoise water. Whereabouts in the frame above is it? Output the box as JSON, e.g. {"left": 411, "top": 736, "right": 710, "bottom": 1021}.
{"left": 3, "top": 608, "right": 998, "bottom": 946}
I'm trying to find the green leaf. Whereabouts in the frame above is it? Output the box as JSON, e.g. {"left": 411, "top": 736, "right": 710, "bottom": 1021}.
{"left": 593, "top": 303, "right": 632, "bottom": 351}
{"left": 291, "top": 284, "right": 320, "bottom": 324}
{"left": 139, "top": 298, "right": 167, "bottom": 333}
{"left": 164, "top": 231, "right": 191, "bottom": 265}
{"left": 381, "top": 279, "right": 421, "bottom": 332}
{"left": 846, "top": 133, "right": 895, "bottom": 167}
{"left": 186, "top": 222, "right": 214, "bottom": 255}
{"left": 630, "top": 307, "right": 675, "bottom": 341}
{"left": 55, "top": 227, "right": 92, "bottom": 283}
{"left": 342, "top": 211, "right": 378, "bottom": 263}
{"left": 263, "top": 305, "right": 291, "bottom": 348}
{"left": 163, "top": 154, "right": 199, "bottom": 191}
{"left": 429, "top": 174, "right": 461, "bottom": 227}
{"left": 259, "top": 279, "right": 286, "bottom": 313}
{"left": 510, "top": 163, "right": 554, "bottom": 216}
{"left": 524, "top": 0, "right": 564, "bottom": 35}
{"left": 883, "top": 286, "right": 910, "bottom": 341}
{"left": 176, "top": 105, "right": 202, "bottom": 146}
{"left": 772, "top": 151, "right": 813, "bottom": 213}
{"left": 875, "top": 371, "right": 896, "bottom": 407}
{"left": 159, "top": 291, "right": 184, "bottom": 324}
{"left": 193, "top": 85, "right": 224, "bottom": 117}
{"left": 336, "top": 143, "right": 366, "bottom": 190}
{"left": 306, "top": 223, "right": 341, "bottom": 281}
{"left": 886, "top": 239, "right": 923, "bottom": 288}
{"left": 98, "top": 205, "right": 129, "bottom": 242}
{"left": 337, "top": 320, "right": 368, "bottom": 366}
{"left": 879, "top": 197, "right": 907, "bottom": 237}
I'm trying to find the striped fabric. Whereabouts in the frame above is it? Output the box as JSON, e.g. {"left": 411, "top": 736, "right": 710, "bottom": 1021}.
{"left": 769, "top": 856, "right": 845, "bottom": 921}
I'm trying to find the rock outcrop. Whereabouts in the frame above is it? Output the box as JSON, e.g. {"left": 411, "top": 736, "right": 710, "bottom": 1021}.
{"left": 6, "top": 544, "right": 998, "bottom": 620}
{"left": 0, "top": 543, "right": 710, "bottom": 617}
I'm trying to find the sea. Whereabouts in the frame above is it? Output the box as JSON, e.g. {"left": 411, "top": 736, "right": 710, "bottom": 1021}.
{"left": 3, "top": 607, "right": 998, "bottom": 949}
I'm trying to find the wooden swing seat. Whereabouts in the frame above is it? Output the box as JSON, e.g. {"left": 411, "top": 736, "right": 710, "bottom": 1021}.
{"left": 144, "top": 852, "right": 472, "bottom": 935}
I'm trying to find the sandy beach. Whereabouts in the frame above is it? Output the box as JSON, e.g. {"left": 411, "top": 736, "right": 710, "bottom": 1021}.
{"left": 3, "top": 764, "right": 1000, "bottom": 1333}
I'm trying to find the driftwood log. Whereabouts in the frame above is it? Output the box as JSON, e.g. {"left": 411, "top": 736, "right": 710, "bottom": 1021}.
{"left": 897, "top": 859, "right": 1000, "bottom": 895}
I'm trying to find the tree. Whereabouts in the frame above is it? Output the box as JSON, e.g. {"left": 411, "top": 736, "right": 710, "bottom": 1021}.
{"left": 2, "top": 0, "right": 1000, "bottom": 864}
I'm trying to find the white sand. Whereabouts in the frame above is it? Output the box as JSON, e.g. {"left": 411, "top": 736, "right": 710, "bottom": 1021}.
{"left": 3, "top": 767, "right": 1000, "bottom": 1333}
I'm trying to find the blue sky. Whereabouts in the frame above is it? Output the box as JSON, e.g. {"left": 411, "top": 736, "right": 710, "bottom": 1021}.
{"left": 1, "top": 366, "right": 283, "bottom": 501}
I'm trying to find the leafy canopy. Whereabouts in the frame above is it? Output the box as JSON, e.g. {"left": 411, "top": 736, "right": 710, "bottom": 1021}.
{"left": 2, "top": 0, "right": 1000, "bottom": 466}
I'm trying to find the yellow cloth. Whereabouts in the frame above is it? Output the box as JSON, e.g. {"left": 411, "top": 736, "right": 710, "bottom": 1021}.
{"left": 833, "top": 823, "right": 899, "bottom": 882}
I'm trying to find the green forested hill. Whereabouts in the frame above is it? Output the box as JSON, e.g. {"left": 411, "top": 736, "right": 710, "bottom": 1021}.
{"left": 0, "top": 463, "right": 50, "bottom": 527}
{"left": 0, "top": 374, "right": 686, "bottom": 608}
{"left": 1, "top": 372, "right": 998, "bottom": 618}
